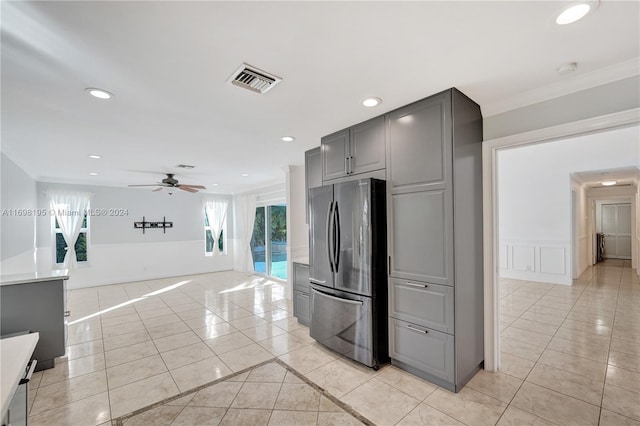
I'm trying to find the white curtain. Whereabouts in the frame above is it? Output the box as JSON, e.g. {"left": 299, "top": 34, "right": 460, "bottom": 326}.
{"left": 235, "top": 194, "right": 257, "bottom": 272}
{"left": 203, "top": 199, "right": 228, "bottom": 255}
{"left": 48, "top": 191, "right": 92, "bottom": 269}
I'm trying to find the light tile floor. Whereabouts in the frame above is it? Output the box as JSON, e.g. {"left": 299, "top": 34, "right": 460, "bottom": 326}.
{"left": 26, "top": 260, "right": 639, "bottom": 425}
{"left": 117, "top": 360, "right": 365, "bottom": 426}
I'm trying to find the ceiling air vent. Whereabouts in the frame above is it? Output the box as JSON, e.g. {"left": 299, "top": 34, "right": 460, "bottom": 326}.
{"left": 227, "top": 63, "right": 282, "bottom": 94}
{"left": 175, "top": 164, "right": 195, "bottom": 169}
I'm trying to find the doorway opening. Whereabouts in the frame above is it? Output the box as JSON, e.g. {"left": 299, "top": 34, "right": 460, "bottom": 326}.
{"left": 484, "top": 114, "right": 640, "bottom": 372}
{"left": 250, "top": 204, "right": 288, "bottom": 280}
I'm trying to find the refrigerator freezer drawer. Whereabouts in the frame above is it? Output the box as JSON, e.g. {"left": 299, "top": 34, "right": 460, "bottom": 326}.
{"left": 309, "top": 285, "right": 374, "bottom": 367}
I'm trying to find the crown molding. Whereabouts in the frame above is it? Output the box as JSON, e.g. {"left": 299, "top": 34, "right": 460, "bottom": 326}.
{"left": 482, "top": 58, "right": 640, "bottom": 117}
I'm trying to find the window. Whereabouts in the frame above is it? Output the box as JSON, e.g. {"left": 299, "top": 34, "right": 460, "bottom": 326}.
{"left": 54, "top": 213, "right": 88, "bottom": 264}
{"left": 204, "top": 200, "right": 228, "bottom": 255}
{"left": 250, "top": 204, "right": 287, "bottom": 279}
{"left": 205, "top": 212, "right": 225, "bottom": 254}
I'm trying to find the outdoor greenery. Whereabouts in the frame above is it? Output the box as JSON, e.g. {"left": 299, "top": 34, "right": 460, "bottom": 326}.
{"left": 55, "top": 216, "right": 88, "bottom": 263}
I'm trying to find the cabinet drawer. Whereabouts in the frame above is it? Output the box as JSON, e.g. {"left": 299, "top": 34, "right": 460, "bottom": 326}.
{"left": 293, "top": 263, "right": 310, "bottom": 293}
{"left": 389, "top": 278, "right": 454, "bottom": 334}
{"left": 293, "top": 291, "right": 310, "bottom": 326}
{"left": 389, "top": 318, "right": 454, "bottom": 383}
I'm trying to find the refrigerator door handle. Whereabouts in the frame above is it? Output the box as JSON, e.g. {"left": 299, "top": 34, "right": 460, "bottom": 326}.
{"left": 334, "top": 202, "right": 341, "bottom": 271}
{"left": 311, "top": 286, "right": 364, "bottom": 306}
{"left": 326, "top": 201, "right": 335, "bottom": 272}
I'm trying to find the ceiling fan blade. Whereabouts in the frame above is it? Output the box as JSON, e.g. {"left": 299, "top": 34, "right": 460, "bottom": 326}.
{"left": 178, "top": 184, "right": 206, "bottom": 190}
{"left": 178, "top": 186, "right": 198, "bottom": 193}
{"left": 153, "top": 187, "right": 163, "bottom": 192}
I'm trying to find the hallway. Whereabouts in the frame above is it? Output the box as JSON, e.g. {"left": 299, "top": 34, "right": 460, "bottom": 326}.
{"left": 497, "top": 259, "right": 640, "bottom": 424}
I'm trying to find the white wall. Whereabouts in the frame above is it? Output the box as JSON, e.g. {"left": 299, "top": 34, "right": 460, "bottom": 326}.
{"left": 34, "top": 182, "right": 233, "bottom": 288}
{"left": 287, "top": 165, "right": 309, "bottom": 261}
{"left": 498, "top": 124, "right": 640, "bottom": 285}
{"left": 484, "top": 76, "right": 640, "bottom": 140}
{"left": 0, "top": 153, "right": 37, "bottom": 266}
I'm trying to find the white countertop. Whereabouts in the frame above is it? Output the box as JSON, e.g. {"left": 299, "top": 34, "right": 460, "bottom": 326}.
{"left": 1, "top": 333, "right": 39, "bottom": 419}
{"left": 0, "top": 269, "right": 69, "bottom": 286}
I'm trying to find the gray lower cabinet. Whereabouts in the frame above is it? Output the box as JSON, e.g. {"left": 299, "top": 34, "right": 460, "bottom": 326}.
{"left": 389, "top": 318, "right": 454, "bottom": 383}
{"left": 388, "top": 278, "right": 454, "bottom": 334}
{"left": 386, "top": 88, "right": 484, "bottom": 392}
{"left": 0, "top": 278, "right": 67, "bottom": 371}
{"left": 321, "top": 116, "right": 385, "bottom": 182}
{"left": 292, "top": 262, "right": 310, "bottom": 326}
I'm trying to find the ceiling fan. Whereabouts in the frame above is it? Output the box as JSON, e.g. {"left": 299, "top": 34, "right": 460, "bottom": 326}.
{"left": 128, "top": 173, "right": 206, "bottom": 194}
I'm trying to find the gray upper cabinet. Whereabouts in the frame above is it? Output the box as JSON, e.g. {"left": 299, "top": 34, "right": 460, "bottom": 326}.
{"left": 350, "top": 116, "right": 386, "bottom": 175}
{"left": 386, "top": 93, "right": 450, "bottom": 192}
{"left": 305, "top": 147, "right": 322, "bottom": 224}
{"left": 321, "top": 116, "right": 385, "bottom": 182}
{"left": 321, "top": 129, "right": 349, "bottom": 181}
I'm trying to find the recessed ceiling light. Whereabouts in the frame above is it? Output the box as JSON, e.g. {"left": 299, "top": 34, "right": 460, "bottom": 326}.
{"left": 88, "top": 154, "right": 102, "bottom": 159}
{"left": 211, "top": 183, "right": 219, "bottom": 186}
{"left": 362, "top": 97, "right": 382, "bottom": 107}
{"left": 241, "top": 173, "right": 249, "bottom": 177}
{"left": 601, "top": 180, "right": 617, "bottom": 186}
{"left": 556, "top": 3, "right": 591, "bottom": 25}
{"left": 281, "top": 136, "right": 295, "bottom": 142}
{"left": 85, "top": 88, "right": 113, "bottom": 99}
{"left": 89, "top": 172, "right": 99, "bottom": 176}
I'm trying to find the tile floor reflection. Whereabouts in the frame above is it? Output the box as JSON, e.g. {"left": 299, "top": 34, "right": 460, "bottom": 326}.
{"left": 26, "top": 260, "right": 639, "bottom": 425}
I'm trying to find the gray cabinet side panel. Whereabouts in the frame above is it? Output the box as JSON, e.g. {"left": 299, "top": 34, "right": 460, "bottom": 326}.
{"left": 451, "top": 89, "right": 484, "bottom": 383}
{"left": 305, "top": 147, "right": 322, "bottom": 224}
{"left": 0, "top": 280, "right": 65, "bottom": 364}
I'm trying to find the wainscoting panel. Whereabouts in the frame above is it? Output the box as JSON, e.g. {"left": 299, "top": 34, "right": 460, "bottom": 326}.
{"left": 540, "top": 247, "right": 566, "bottom": 275}
{"left": 500, "top": 240, "right": 571, "bottom": 285}
{"left": 512, "top": 246, "right": 535, "bottom": 272}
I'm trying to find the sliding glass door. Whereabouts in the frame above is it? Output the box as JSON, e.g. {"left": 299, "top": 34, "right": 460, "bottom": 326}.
{"left": 251, "top": 204, "right": 287, "bottom": 279}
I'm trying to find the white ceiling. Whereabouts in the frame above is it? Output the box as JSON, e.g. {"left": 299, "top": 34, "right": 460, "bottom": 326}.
{"left": 573, "top": 166, "right": 640, "bottom": 188}
{"left": 2, "top": 1, "right": 639, "bottom": 194}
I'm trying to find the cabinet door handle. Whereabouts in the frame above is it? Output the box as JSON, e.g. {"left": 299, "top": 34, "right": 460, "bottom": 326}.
{"left": 403, "top": 282, "right": 429, "bottom": 289}
{"left": 407, "top": 325, "right": 428, "bottom": 334}
{"left": 64, "top": 310, "right": 71, "bottom": 317}
{"left": 20, "top": 359, "right": 38, "bottom": 384}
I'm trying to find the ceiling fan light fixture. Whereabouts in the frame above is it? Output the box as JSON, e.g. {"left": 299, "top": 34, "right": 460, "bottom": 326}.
{"left": 601, "top": 180, "right": 617, "bottom": 186}
{"left": 85, "top": 88, "right": 113, "bottom": 99}
{"left": 556, "top": 3, "right": 591, "bottom": 25}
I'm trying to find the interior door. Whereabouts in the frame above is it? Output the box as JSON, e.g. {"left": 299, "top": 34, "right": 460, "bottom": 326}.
{"left": 602, "top": 203, "right": 632, "bottom": 259}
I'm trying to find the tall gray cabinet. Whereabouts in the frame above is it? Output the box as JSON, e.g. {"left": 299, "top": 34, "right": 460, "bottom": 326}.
{"left": 304, "top": 88, "right": 483, "bottom": 392}
{"left": 386, "top": 89, "right": 483, "bottom": 392}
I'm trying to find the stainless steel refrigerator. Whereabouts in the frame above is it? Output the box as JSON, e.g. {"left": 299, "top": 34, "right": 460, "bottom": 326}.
{"left": 308, "top": 178, "right": 388, "bottom": 369}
